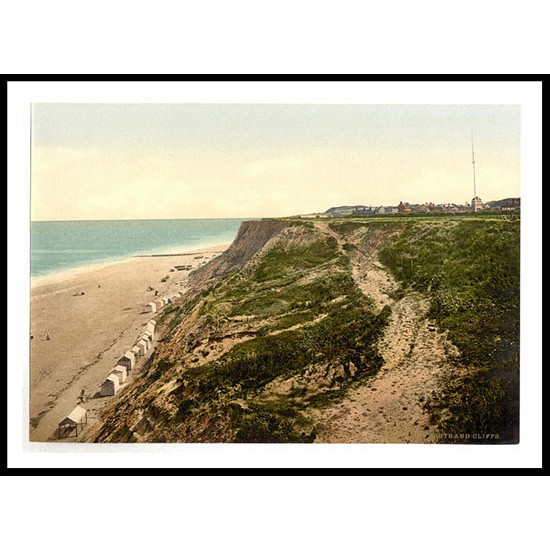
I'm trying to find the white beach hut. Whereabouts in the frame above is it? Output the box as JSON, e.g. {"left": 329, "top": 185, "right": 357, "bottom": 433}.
{"left": 154, "top": 299, "right": 164, "bottom": 310}
{"left": 57, "top": 405, "right": 88, "bottom": 438}
{"left": 117, "top": 350, "right": 135, "bottom": 371}
{"left": 143, "top": 329, "right": 154, "bottom": 342}
{"left": 146, "top": 321, "right": 156, "bottom": 334}
{"left": 100, "top": 374, "right": 120, "bottom": 396}
{"left": 136, "top": 339, "right": 148, "bottom": 356}
{"left": 140, "top": 336, "right": 151, "bottom": 349}
{"left": 110, "top": 365, "right": 127, "bottom": 384}
{"left": 131, "top": 345, "right": 141, "bottom": 359}
{"left": 148, "top": 319, "right": 157, "bottom": 326}
{"left": 147, "top": 301, "right": 157, "bottom": 313}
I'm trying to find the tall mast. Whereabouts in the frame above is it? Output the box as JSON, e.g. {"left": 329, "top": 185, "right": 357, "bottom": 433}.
{"left": 471, "top": 130, "right": 477, "bottom": 212}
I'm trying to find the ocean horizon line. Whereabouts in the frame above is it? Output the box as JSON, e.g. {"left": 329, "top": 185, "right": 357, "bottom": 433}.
{"left": 31, "top": 216, "right": 260, "bottom": 223}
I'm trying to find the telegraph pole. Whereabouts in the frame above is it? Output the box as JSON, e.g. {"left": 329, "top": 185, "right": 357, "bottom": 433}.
{"left": 471, "top": 130, "right": 477, "bottom": 213}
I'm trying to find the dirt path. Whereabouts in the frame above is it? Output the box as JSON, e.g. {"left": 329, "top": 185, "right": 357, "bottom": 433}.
{"left": 313, "top": 225, "right": 454, "bottom": 443}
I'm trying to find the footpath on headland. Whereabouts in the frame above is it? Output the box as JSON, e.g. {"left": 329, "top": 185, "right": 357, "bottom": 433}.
{"left": 312, "top": 222, "right": 457, "bottom": 443}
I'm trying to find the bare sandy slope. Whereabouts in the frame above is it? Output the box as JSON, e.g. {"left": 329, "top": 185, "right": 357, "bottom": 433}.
{"left": 29, "top": 245, "right": 228, "bottom": 442}
{"left": 314, "top": 226, "right": 456, "bottom": 443}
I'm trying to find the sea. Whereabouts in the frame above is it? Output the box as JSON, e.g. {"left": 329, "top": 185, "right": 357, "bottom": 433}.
{"left": 31, "top": 218, "right": 250, "bottom": 279}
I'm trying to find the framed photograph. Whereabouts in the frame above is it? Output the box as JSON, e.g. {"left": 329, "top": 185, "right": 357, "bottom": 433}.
{"left": 7, "top": 77, "right": 543, "bottom": 471}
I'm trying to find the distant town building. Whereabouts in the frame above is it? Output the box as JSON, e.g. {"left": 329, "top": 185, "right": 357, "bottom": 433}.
{"left": 471, "top": 196, "right": 484, "bottom": 211}
{"left": 501, "top": 198, "right": 521, "bottom": 210}
{"left": 397, "top": 201, "right": 411, "bottom": 214}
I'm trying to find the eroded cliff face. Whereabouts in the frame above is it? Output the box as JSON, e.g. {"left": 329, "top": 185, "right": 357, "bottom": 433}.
{"left": 188, "top": 220, "right": 290, "bottom": 291}
{"left": 85, "top": 219, "right": 401, "bottom": 443}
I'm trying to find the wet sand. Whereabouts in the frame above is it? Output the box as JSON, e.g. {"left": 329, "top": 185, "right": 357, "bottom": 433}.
{"left": 29, "top": 244, "right": 229, "bottom": 442}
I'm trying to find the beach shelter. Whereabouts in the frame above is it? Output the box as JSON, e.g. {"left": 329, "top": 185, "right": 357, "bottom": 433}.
{"left": 154, "top": 299, "right": 164, "bottom": 310}
{"left": 100, "top": 374, "right": 120, "bottom": 396}
{"left": 146, "top": 321, "right": 155, "bottom": 334}
{"left": 148, "top": 319, "right": 157, "bottom": 326}
{"left": 147, "top": 301, "right": 157, "bottom": 313}
{"left": 131, "top": 345, "right": 141, "bottom": 359}
{"left": 118, "top": 350, "right": 135, "bottom": 371}
{"left": 110, "top": 365, "right": 127, "bottom": 384}
{"left": 143, "top": 329, "right": 154, "bottom": 342}
{"left": 57, "top": 405, "right": 88, "bottom": 438}
{"left": 136, "top": 339, "right": 148, "bottom": 355}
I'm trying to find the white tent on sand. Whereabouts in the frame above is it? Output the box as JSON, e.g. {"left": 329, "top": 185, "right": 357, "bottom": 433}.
{"left": 57, "top": 405, "right": 88, "bottom": 438}
{"left": 100, "top": 374, "right": 120, "bottom": 396}
{"left": 110, "top": 365, "right": 127, "bottom": 384}
{"left": 117, "top": 350, "right": 135, "bottom": 371}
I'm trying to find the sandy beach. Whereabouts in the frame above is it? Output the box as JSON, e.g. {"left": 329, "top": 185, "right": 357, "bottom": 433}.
{"left": 29, "top": 243, "right": 230, "bottom": 442}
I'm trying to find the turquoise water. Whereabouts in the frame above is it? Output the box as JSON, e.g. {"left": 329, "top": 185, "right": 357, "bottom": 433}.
{"left": 31, "top": 218, "right": 248, "bottom": 278}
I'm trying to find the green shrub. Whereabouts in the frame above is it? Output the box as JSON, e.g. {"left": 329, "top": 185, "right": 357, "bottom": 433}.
{"left": 235, "top": 411, "right": 315, "bottom": 443}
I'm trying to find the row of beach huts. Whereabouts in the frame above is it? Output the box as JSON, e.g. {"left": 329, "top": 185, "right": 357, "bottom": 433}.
{"left": 56, "top": 290, "right": 186, "bottom": 439}
{"left": 57, "top": 318, "right": 157, "bottom": 438}
{"left": 146, "top": 291, "right": 184, "bottom": 313}
{"left": 99, "top": 318, "right": 157, "bottom": 396}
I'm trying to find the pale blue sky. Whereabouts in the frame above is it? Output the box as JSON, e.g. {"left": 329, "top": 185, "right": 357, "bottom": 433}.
{"left": 32, "top": 103, "right": 520, "bottom": 220}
